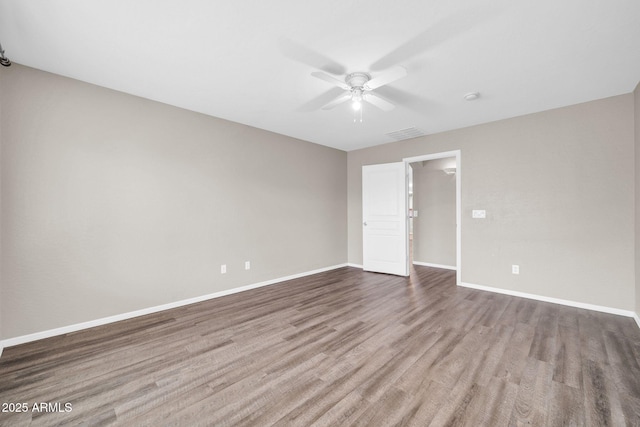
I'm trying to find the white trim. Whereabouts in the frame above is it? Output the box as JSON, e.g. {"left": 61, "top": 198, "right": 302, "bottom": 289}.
{"left": 0, "top": 345, "right": 3, "bottom": 359}
{"left": 347, "top": 263, "right": 363, "bottom": 269}
{"left": 634, "top": 313, "right": 640, "bottom": 329}
{"left": 459, "top": 282, "right": 636, "bottom": 318}
{"left": 403, "top": 150, "right": 461, "bottom": 286}
{"left": 413, "top": 261, "right": 457, "bottom": 271}
{"left": 403, "top": 150, "right": 461, "bottom": 163}
{"left": 0, "top": 263, "right": 348, "bottom": 350}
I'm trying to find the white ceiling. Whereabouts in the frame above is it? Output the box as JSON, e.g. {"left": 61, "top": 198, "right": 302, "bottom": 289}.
{"left": 1, "top": 0, "right": 639, "bottom": 151}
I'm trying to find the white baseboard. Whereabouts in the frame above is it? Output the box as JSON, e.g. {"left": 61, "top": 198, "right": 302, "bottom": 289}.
{"left": 4, "top": 266, "right": 636, "bottom": 355}
{"left": 0, "top": 263, "right": 348, "bottom": 351}
{"left": 413, "top": 261, "right": 457, "bottom": 271}
{"left": 459, "top": 282, "right": 636, "bottom": 319}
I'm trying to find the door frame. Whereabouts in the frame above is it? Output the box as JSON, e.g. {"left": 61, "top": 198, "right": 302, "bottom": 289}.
{"left": 403, "top": 150, "right": 461, "bottom": 285}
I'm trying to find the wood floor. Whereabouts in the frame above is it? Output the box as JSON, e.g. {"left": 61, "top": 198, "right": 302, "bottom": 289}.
{"left": 1, "top": 266, "right": 640, "bottom": 426}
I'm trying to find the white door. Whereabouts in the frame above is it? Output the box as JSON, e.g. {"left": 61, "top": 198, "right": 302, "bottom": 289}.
{"left": 362, "top": 162, "right": 408, "bottom": 276}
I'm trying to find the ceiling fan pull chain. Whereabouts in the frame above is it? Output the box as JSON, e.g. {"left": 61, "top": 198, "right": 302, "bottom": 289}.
{"left": 353, "top": 106, "right": 363, "bottom": 123}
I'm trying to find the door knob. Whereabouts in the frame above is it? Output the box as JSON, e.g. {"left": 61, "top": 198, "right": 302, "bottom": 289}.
{"left": 363, "top": 221, "right": 367, "bottom": 226}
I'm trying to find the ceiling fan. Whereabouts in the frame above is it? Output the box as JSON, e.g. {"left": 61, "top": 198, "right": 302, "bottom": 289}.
{"left": 310, "top": 66, "right": 407, "bottom": 112}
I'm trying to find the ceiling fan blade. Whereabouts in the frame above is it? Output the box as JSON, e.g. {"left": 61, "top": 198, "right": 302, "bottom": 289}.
{"left": 363, "top": 66, "right": 407, "bottom": 91}
{"left": 311, "top": 71, "right": 350, "bottom": 90}
{"left": 321, "top": 92, "right": 351, "bottom": 110}
{"left": 278, "top": 38, "right": 347, "bottom": 75}
{"left": 375, "top": 86, "right": 432, "bottom": 111}
{"left": 365, "top": 93, "right": 395, "bottom": 111}
{"left": 370, "top": 6, "right": 498, "bottom": 71}
{"left": 297, "top": 87, "right": 347, "bottom": 112}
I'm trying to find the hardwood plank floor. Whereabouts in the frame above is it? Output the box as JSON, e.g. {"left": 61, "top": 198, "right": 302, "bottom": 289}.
{"left": 1, "top": 266, "right": 639, "bottom": 426}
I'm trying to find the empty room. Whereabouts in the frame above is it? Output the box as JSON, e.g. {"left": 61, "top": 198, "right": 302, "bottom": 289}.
{"left": 1, "top": 0, "right": 640, "bottom": 425}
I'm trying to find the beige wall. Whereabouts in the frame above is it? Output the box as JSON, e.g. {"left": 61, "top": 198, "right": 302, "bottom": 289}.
{"left": 349, "top": 94, "right": 635, "bottom": 311}
{"left": 0, "top": 62, "right": 637, "bottom": 341}
{"left": 0, "top": 64, "right": 347, "bottom": 339}
{"left": 635, "top": 81, "right": 640, "bottom": 318}
{"left": 411, "top": 158, "right": 456, "bottom": 267}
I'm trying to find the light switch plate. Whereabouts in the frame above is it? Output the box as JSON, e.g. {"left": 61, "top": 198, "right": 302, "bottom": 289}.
{"left": 472, "top": 210, "right": 486, "bottom": 219}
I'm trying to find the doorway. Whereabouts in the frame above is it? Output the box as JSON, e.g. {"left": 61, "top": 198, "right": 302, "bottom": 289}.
{"left": 404, "top": 151, "right": 461, "bottom": 283}
{"left": 408, "top": 157, "right": 457, "bottom": 270}
{"left": 361, "top": 150, "right": 461, "bottom": 281}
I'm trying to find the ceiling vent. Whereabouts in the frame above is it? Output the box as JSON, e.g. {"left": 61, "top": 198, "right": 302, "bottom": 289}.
{"left": 385, "top": 127, "right": 425, "bottom": 142}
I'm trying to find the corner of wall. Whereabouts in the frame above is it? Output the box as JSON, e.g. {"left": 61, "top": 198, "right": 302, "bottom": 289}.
{"left": 0, "top": 65, "right": 4, "bottom": 345}
{"left": 635, "top": 80, "right": 640, "bottom": 324}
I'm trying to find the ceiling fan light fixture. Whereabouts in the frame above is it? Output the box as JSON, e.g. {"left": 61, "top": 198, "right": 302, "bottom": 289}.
{"left": 311, "top": 68, "right": 406, "bottom": 112}
{"left": 351, "top": 88, "right": 363, "bottom": 111}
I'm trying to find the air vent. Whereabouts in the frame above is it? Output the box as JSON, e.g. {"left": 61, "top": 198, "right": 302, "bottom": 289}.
{"left": 385, "top": 127, "right": 425, "bottom": 142}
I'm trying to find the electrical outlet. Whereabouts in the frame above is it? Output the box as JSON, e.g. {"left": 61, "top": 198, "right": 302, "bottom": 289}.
{"left": 512, "top": 265, "right": 520, "bottom": 275}
{"left": 221, "top": 264, "right": 227, "bottom": 274}
{"left": 245, "top": 261, "right": 251, "bottom": 270}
